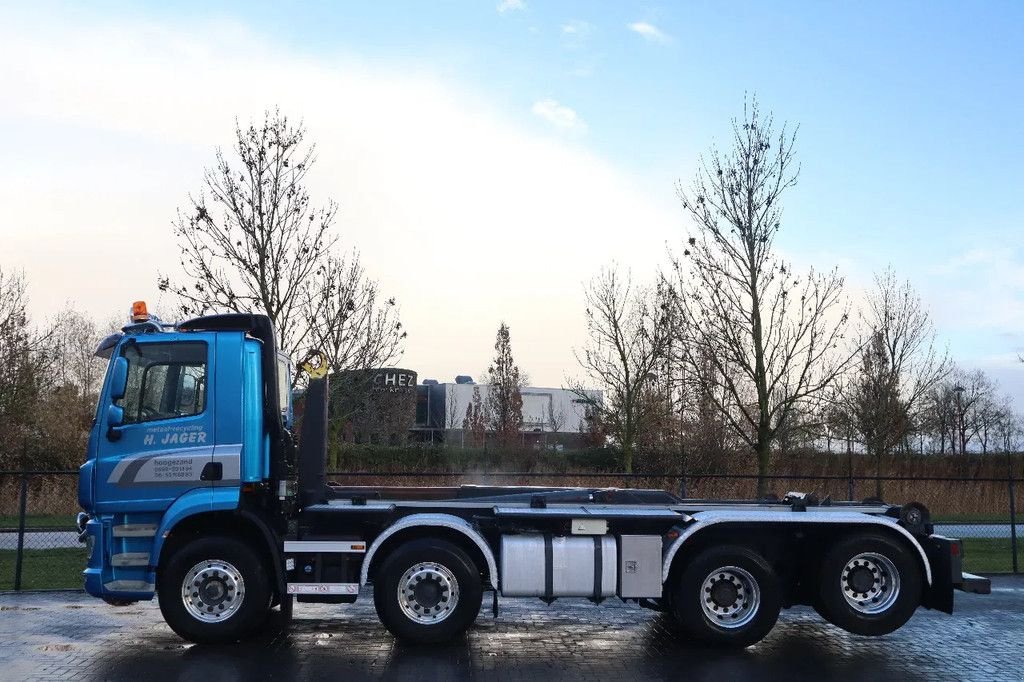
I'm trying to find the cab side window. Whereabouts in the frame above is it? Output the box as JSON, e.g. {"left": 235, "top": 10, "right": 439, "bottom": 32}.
{"left": 118, "top": 342, "right": 207, "bottom": 424}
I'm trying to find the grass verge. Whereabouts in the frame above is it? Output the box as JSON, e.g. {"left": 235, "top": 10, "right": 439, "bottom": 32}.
{"left": 962, "top": 538, "right": 1020, "bottom": 574}
{"left": 0, "top": 514, "right": 76, "bottom": 529}
{"left": 0, "top": 548, "right": 86, "bottom": 590}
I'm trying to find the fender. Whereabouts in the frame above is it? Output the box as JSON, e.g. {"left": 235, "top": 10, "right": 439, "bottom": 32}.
{"left": 661, "top": 510, "right": 933, "bottom": 585}
{"left": 237, "top": 508, "right": 286, "bottom": 595}
{"left": 360, "top": 513, "right": 499, "bottom": 590}
{"left": 150, "top": 486, "right": 241, "bottom": 567}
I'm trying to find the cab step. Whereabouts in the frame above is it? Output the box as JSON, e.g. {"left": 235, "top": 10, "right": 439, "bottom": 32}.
{"left": 112, "top": 524, "right": 158, "bottom": 538}
{"left": 111, "top": 552, "right": 151, "bottom": 567}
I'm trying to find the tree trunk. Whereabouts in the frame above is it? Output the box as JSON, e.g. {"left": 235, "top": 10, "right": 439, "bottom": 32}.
{"left": 755, "top": 437, "right": 770, "bottom": 498}
{"left": 875, "top": 450, "right": 883, "bottom": 499}
{"left": 623, "top": 441, "right": 634, "bottom": 475}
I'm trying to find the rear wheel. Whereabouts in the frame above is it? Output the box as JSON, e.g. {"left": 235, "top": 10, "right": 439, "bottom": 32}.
{"left": 157, "top": 536, "right": 271, "bottom": 644}
{"left": 373, "top": 539, "right": 483, "bottom": 644}
{"left": 671, "top": 545, "right": 781, "bottom": 647}
{"left": 816, "top": 532, "right": 922, "bottom": 636}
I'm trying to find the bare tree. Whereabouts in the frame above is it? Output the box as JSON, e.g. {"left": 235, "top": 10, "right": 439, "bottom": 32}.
{"left": 951, "top": 368, "right": 998, "bottom": 455}
{"left": 49, "top": 307, "right": 107, "bottom": 403}
{"left": 0, "top": 269, "right": 38, "bottom": 465}
{"left": 922, "top": 381, "right": 958, "bottom": 454}
{"left": 547, "top": 400, "right": 566, "bottom": 433}
{"left": 994, "top": 399, "right": 1022, "bottom": 454}
{"left": 303, "top": 252, "right": 406, "bottom": 376}
{"left": 842, "top": 269, "right": 951, "bottom": 492}
{"left": 670, "top": 99, "right": 853, "bottom": 495}
{"left": 159, "top": 110, "right": 337, "bottom": 357}
{"left": 570, "top": 265, "right": 673, "bottom": 473}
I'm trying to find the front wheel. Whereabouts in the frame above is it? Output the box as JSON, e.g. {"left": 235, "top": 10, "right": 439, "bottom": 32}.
{"left": 671, "top": 545, "right": 781, "bottom": 647}
{"left": 373, "top": 539, "right": 483, "bottom": 644}
{"left": 816, "top": 532, "right": 922, "bottom": 636}
{"left": 157, "top": 536, "right": 271, "bottom": 644}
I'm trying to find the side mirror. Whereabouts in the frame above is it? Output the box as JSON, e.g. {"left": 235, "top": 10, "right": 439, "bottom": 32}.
{"left": 106, "top": 404, "right": 125, "bottom": 441}
{"left": 110, "top": 356, "right": 129, "bottom": 401}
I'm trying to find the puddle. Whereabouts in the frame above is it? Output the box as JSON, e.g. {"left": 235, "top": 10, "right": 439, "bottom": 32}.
{"left": 38, "top": 644, "right": 76, "bottom": 652}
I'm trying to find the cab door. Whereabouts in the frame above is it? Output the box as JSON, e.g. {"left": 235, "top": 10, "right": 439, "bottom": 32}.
{"left": 93, "top": 334, "right": 216, "bottom": 513}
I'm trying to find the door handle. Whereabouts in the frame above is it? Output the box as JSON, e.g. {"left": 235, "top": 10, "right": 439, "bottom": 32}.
{"left": 200, "top": 462, "right": 223, "bottom": 481}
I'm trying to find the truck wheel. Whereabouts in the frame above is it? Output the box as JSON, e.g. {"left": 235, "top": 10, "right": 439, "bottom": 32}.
{"left": 373, "top": 539, "right": 483, "bottom": 644}
{"left": 671, "top": 545, "right": 781, "bottom": 647}
{"left": 157, "top": 536, "right": 271, "bottom": 644}
{"left": 816, "top": 532, "right": 922, "bottom": 636}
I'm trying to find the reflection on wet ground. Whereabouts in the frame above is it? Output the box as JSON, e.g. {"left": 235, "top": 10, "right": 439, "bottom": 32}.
{"left": 2, "top": 578, "right": 1021, "bottom": 681}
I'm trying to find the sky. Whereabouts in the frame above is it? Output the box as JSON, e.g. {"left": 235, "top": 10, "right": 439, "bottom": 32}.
{"left": 0, "top": 1, "right": 1022, "bottom": 404}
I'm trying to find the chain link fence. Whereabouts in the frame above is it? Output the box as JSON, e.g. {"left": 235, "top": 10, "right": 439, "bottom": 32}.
{"left": 1, "top": 467, "right": 1019, "bottom": 591}
{"left": 1, "top": 471, "right": 84, "bottom": 591}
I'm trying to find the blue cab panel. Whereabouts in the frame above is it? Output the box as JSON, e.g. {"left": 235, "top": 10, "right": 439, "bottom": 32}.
{"left": 241, "top": 339, "right": 266, "bottom": 482}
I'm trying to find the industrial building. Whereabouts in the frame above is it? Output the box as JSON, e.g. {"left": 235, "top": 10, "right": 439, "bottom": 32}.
{"left": 327, "top": 369, "right": 602, "bottom": 448}
{"left": 412, "top": 376, "right": 602, "bottom": 448}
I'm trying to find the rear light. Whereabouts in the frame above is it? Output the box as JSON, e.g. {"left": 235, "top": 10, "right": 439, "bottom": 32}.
{"left": 951, "top": 542, "right": 961, "bottom": 557}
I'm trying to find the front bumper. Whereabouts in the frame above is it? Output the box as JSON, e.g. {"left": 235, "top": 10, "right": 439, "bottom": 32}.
{"left": 80, "top": 514, "right": 155, "bottom": 601}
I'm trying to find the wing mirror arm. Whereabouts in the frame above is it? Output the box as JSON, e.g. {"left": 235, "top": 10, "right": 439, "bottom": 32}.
{"left": 106, "top": 405, "right": 125, "bottom": 442}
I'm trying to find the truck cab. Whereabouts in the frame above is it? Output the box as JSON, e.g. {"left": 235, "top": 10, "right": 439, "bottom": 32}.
{"left": 78, "top": 305, "right": 990, "bottom": 647}
{"left": 79, "top": 308, "right": 292, "bottom": 603}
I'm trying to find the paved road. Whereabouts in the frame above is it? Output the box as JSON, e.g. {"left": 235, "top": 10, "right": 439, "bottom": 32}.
{"left": 933, "top": 524, "right": 1019, "bottom": 539}
{"left": 1, "top": 578, "right": 1021, "bottom": 681}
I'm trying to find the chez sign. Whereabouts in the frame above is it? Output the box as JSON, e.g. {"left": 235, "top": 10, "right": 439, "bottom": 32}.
{"left": 372, "top": 370, "right": 417, "bottom": 392}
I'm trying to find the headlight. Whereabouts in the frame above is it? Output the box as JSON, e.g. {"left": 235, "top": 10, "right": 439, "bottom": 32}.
{"left": 76, "top": 512, "right": 90, "bottom": 540}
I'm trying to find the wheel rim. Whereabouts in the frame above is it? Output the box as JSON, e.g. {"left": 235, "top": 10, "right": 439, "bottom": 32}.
{"left": 700, "top": 565, "right": 761, "bottom": 629}
{"left": 841, "top": 552, "right": 901, "bottom": 614}
{"left": 181, "top": 559, "right": 245, "bottom": 623}
{"left": 397, "top": 561, "right": 460, "bottom": 625}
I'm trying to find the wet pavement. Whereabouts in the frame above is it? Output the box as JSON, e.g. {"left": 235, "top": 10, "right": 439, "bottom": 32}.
{"left": 1, "top": 578, "right": 1021, "bottom": 681}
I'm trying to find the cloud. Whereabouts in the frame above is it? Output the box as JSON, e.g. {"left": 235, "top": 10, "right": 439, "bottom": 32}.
{"left": 561, "top": 20, "right": 591, "bottom": 36}
{"left": 531, "top": 99, "right": 587, "bottom": 133}
{"left": 929, "top": 247, "right": 1024, "bottom": 334}
{"left": 628, "top": 21, "right": 669, "bottom": 43}
{"left": 0, "top": 7, "right": 677, "bottom": 389}
{"left": 496, "top": 0, "right": 525, "bottom": 14}
{"left": 560, "top": 19, "right": 593, "bottom": 49}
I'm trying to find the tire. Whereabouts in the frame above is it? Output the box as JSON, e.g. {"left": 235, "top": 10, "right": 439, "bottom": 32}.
{"left": 373, "top": 539, "right": 483, "bottom": 644}
{"left": 157, "top": 535, "right": 271, "bottom": 644}
{"left": 670, "top": 545, "right": 781, "bottom": 647}
{"left": 816, "top": 532, "right": 922, "bottom": 636}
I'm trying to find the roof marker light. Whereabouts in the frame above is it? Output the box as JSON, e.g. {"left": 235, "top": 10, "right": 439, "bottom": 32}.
{"left": 131, "top": 301, "right": 149, "bottom": 323}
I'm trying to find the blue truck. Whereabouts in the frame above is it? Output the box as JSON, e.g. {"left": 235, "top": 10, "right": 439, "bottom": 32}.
{"left": 77, "top": 305, "right": 990, "bottom": 646}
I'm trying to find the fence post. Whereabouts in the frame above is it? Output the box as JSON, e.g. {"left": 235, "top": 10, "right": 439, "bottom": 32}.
{"left": 13, "top": 473, "right": 29, "bottom": 591}
{"left": 1008, "top": 453, "right": 1019, "bottom": 575}
{"left": 846, "top": 450, "right": 855, "bottom": 501}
